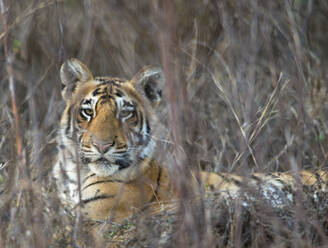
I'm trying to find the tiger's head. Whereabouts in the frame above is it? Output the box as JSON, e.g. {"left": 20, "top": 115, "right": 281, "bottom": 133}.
{"left": 58, "top": 58, "right": 165, "bottom": 181}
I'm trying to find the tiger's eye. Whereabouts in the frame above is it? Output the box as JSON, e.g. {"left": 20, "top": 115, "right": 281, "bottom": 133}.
{"left": 80, "top": 108, "right": 93, "bottom": 119}
{"left": 120, "top": 110, "right": 132, "bottom": 118}
{"left": 84, "top": 109, "right": 93, "bottom": 116}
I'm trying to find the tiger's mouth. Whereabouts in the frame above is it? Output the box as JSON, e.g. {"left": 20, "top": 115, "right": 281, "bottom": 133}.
{"left": 95, "top": 157, "right": 132, "bottom": 170}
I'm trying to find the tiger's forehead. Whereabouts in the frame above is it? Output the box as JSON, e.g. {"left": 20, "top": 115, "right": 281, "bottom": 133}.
{"left": 87, "top": 78, "right": 137, "bottom": 100}
{"left": 91, "top": 78, "right": 128, "bottom": 95}
{"left": 72, "top": 77, "right": 144, "bottom": 108}
{"left": 72, "top": 78, "right": 127, "bottom": 101}
{"left": 93, "top": 78, "right": 127, "bottom": 97}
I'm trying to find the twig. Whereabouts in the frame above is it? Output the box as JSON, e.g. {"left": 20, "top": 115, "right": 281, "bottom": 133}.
{"left": 72, "top": 110, "right": 83, "bottom": 242}
{"left": 0, "top": 0, "right": 64, "bottom": 41}
{"left": 0, "top": 0, "right": 24, "bottom": 173}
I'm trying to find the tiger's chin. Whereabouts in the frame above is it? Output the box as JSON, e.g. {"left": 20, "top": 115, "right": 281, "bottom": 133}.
{"left": 86, "top": 156, "right": 152, "bottom": 182}
{"left": 85, "top": 158, "right": 121, "bottom": 177}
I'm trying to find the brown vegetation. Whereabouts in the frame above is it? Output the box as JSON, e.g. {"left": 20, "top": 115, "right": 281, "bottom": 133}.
{"left": 0, "top": 0, "right": 328, "bottom": 247}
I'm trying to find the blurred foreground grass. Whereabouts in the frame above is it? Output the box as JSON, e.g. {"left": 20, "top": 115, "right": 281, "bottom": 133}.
{"left": 0, "top": 0, "right": 328, "bottom": 247}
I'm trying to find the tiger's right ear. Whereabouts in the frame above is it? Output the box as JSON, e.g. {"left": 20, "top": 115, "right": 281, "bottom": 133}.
{"left": 60, "top": 58, "right": 93, "bottom": 100}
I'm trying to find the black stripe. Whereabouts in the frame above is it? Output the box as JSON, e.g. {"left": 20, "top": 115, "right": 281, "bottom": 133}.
{"left": 266, "top": 173, "right": 286, "bottom": 186}
{"left": 117, "top": 158, "right": 132, "bottom": 170}
{"left": 123, "top": 100, "right": 133, "bottom": 107}
{"left": 98, "top": 81, "right": 112, "bottom": 86}
{"left": 146, "top": 119, "right": 151, "bottom": 134}
{"left": 96, "top": 78, "right": 107, "bottom": 82}
{"left": 82, "top": 173, "right": 96, "bottom": 183}
{"left": 251, "top": 175, "right": 262, "bottom": 182}
{"left": 98, "top": 80, "right": 120, "bottom": 87}
{"left": 82, "top": 179, "right": 123, "bottom": 191}
{"left": 110, "top": 80, "right": 121, "bottom": 87}
{"left": 266, "top": 172, "right": 280, "bottom": 178}
{"left": 114, "top": 150, "right": 127, "bottom": 154}
{"left": 139, "top": 111, "right": 143, "bottom": 131}
{"left": 84, "top": 99, "right": 92, "bottom": 105}
{"left": 65, "top": 106, "right": 72, "bottom": 135}
{"left": 130, "top": 110, "right": 138, "bottom": 126}
{"left": 92, "top": 88, "right": 102, "bottom": 96}
{"left": 94, "top": 87, "right": 108, "bottom": 96}
{"left": 219, "top": 173, "right": 242, "bottom": 186}
{"left": 115, "top": 89, "right": 124, "bottom": 97}
{"left": 95, "top": 78, "right": 125, "bottom": 85}
{"left": 82, "top": 194, "right": 115, "bottom": 205}
{"left": 149, "top": 166, "right": 162, "bottom": 203}
{"left": 314, "top": 171, "right": 322, "bottom": 189}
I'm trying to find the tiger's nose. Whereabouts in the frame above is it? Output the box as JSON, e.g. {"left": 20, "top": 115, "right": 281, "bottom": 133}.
{"left": 93, "top": 141, "right": 115, "bottom": 154}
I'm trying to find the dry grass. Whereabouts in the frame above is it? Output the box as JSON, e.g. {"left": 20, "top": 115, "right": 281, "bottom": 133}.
{"left": 0, "top": 0, "right": 328, "bottom": 247}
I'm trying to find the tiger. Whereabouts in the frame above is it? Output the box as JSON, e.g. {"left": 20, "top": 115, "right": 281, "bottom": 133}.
{"left": 53, "top": 58, "right": 328, "bottom": 223}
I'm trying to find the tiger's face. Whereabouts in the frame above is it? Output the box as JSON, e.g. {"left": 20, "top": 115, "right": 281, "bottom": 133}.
{"left": 59, "top": 59, "right": 164, "bottom": 180}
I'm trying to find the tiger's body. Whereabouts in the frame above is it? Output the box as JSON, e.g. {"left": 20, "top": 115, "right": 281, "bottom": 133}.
{"left": 53, "top": 59, "right": 328, "bottom": 223}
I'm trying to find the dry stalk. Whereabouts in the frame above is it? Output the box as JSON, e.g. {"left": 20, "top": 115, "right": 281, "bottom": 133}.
{"left": 0, "top": 0, "right": 24, "bottom": 176}
{"left": 0, "top": 0, "right": 39, "bottom": 246}
{"left": 153, "top": 1, "right": 209, "bottom": 247}
{"left": 0, "top": 0, "right": 64, "bottom": 41}
{"left": 71, "top": 110, "right": 83, "bottom": 242}
{"left": 180, "top": 47, "right": 260, "bottom": 171}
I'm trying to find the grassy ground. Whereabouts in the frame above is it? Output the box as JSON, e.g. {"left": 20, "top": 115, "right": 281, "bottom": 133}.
{"left": 0, "top": 0, "right": 328, "bottom": 247}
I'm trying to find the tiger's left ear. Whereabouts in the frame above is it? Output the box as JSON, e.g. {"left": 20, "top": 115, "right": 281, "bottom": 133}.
{"left": 131, "top": 66, "right": 165, "bottom": 107}
{"left": 60, "top": 58, "right": 93, "bottom": 101}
